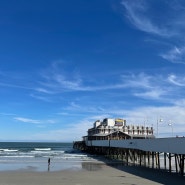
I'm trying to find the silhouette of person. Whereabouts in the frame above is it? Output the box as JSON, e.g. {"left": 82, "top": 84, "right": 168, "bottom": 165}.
{"left": 48, "top": 157, "right": 51, "bottom": 171}
{"left": 48, "top": 157, "right": 51, "bottom": 165}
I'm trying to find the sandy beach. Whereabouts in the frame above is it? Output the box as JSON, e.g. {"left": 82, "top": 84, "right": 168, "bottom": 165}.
{"left": 0, "top": 162, "right": 184, "bottom": 185}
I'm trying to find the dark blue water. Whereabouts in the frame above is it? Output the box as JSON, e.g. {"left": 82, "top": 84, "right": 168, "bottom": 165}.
{"left": 0, "top": 142, "right": 73, "bottom": 157}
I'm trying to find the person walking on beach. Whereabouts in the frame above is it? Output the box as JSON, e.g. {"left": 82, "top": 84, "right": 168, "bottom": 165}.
{"left": 48, "top": 157, "right": 51, "bottom": 171}
{"left": 48, "top": 157, "right": 51, "bottom": 166}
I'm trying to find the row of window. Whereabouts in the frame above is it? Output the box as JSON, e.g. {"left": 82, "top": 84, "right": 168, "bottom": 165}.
{"left": 88, "top": 129, "right": 153, "bottom": 136}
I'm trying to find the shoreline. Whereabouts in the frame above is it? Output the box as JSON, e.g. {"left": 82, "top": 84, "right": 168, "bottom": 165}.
{"left": 0, "top": 161, "right": 184, "bottom": 185}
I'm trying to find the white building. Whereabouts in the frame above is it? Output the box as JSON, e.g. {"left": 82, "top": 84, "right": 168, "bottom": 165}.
{"left": 84, "top": 118, "right": 154, "bottom": 141}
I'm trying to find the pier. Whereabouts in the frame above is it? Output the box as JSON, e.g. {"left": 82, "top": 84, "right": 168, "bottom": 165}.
{"left": 73, "top": 137, "right": 185, "bottom": 176}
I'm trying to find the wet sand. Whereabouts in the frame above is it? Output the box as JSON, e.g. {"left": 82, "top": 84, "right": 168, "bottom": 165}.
{"left": 0, "top": 162, "right": 184, "bottom": 185}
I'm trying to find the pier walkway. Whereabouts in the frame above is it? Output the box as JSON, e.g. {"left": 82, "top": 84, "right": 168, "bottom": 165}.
{"left": 73, "top": 137, "right": 185, "bottom": 176}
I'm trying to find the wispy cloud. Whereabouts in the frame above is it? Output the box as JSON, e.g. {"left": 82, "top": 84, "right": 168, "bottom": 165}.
{"left": 1, "top": 61, "right": 185, "bottom": 103}
{"left": 160, "top": 46, "right": 185, "bottom": 64}
{"left": 37, "top": 63, "right": 185, "bottom": 102}
{"left": 30, "top": 94, "right": 53, "bottom": 102}
{"left": 0, "top": 112, "right": 16, "bottom": 116}
{"left": 121, "top": 0, "right": 185, "bottom": 64}
{"left": 14, "top": 117, "right": 41, "bottom": 124}
{"left": 14, "top": 117, "right": 56, "bottom": 125}
{"left": 38, "top": 61, "right": 84, "bottom": 92}
{"left": 168, "top": 74, "right": 185, "bottom": 86}
{"left": 32, "top": 118, "right": 93, "bottom": 141}
{"left": 121, "top": 0, "right": 174, "bottom": 37}
{"left": 37, "top": 63, "right": 155, "bottom": 95}
{"left": 36, "top": 62, "right": 123, "bottom": 93}
{"left": 120, "top": 72, "right": 169, "bottom": 99}
{"left": 121, "top": 73, "right": 152, "bottom": 88}
{"left": 0, "top": 82, "right": 34, "bottom": 90}
{"left": 63, "top": 102, "right": 107, "bottom": 115}
{"left": 134, "top": 89, "right": 165, "bottom": 100}
{"left": 34, "top": 88, "right": 54, "bottom": 94}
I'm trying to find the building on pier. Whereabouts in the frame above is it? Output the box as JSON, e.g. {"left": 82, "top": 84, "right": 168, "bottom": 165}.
{"left": 83, "top": 118, "right": 154, "bottom": 141}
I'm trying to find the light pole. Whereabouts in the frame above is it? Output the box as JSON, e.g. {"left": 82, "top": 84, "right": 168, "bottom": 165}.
{"left": 157, "top": 118, "right": 163, "bottom": 138}
{"left": 168, "top": 120, "right": 174, "bottom": 137}
{"left": 144, "top": 118, "right": 148, "bottom": 139}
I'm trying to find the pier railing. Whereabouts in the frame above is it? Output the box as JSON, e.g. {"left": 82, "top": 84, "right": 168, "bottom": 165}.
{"left": 86, "top": 137, "right": 185, "bottom": 154}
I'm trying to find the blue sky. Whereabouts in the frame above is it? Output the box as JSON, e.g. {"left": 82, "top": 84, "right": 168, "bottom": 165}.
{"left": 1, "top": 0, "right": 185, "bottom": 141}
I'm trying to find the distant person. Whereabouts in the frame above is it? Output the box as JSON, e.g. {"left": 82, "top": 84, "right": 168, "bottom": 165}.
{"left": 48, "top": 157, "right": 51, "bottom": 171}
{"left": 48, "top": 157, "right": 51, "bottom": 165}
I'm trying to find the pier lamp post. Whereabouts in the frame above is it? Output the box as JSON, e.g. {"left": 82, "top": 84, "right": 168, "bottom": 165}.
{"left": 144, "top": 118, "right": 149, "bottom": 139}
{"left": 157, "top": 118, "right": 163, "bottom": 138}
{"left": 168, "top": 120, "right": 174, "bottom": 137}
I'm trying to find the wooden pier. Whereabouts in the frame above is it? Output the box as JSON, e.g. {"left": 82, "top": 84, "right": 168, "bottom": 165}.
{"left": 73, "top": 137, "right": 185, "bottom": 176}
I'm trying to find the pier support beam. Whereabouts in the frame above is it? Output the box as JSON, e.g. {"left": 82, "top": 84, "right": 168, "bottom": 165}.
{"left": 179, "top": 155, "right": 185, "bottom": 176}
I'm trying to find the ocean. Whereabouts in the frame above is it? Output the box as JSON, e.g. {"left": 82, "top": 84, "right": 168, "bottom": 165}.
{"left": 0, "top": 142, "right": 96, "bottom": 172}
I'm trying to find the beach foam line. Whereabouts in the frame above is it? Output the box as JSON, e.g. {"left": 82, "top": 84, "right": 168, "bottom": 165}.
{"left": 34, "top": 148, "right": 51, "bottom": 151}
{"left": 0, "top": 149, "right": 19, "bottom": 152}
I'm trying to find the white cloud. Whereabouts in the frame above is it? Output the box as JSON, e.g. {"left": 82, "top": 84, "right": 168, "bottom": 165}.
{"left": 38, "top": 61, "right": 84, "bottom": 92}
{"left": 64, "top": 102, "right": 107, "bottom": 115}
{"left": 32, "top": 119, "right": 93, "bottom": 142}
{"left": 121, "top": 0, "right": 173, "bottom": 37}
{"left": 53, "top": 73, "right": 82, "bottom": 90}
{"left": 30, "top": 93, "right": 53, "bottom": 102}
{"left": 36, "top": 62, "right": 130, "bottom": 93}
{"left": 174, "top": 99, "right": 185, "bottom": 106}
{"left": 14, "top": 117, "right": 57, "bottom": 125}
{"left": 168, "top": 74, "right": 185, "bottom": 86}
{"left": 160, "top": 46, "right": 185, "bottom": 64}
{"left": 121, "top": 73, "right": 152, "bottom": 88}
{"left": 134, "top": 89, "right": 165, "bottom": 99}
{"left": 121, "top": 0, "right": 185, "bottom": 64}
{"left": 0, "top": 82, "right": 34, "bottom": 90}
{"left": 122, "top": 105, "right": 185, "bottom": 137}
{"left": 14, "top": 117, "right": 41, "bottom": 124}
{"left": 37, "top": 64, "right": 185, "bottom": 103}
{"left": 120, "top": 72, "right": 169, "bottom": 100}
{"left": 35, "top": 88, "right": 54, "bottom": 94}
{"left": 0, "top": 112, "right": 16, "bottom": 116}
